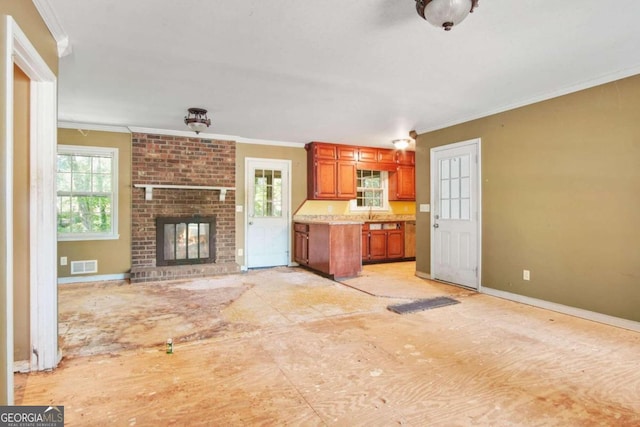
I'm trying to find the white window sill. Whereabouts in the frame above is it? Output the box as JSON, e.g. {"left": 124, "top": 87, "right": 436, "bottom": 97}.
{"left": 57, "top": 233, "right": 120, "bottom": 242}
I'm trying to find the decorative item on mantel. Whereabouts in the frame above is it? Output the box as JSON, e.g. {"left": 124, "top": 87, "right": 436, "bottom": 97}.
{"left": 184, "top": 107, "right": 211, "bottom": 134}
{"left": 415, "top": 0, "right": 479, "bottom": 31}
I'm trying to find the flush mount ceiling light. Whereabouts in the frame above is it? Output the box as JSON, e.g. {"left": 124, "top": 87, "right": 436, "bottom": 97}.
{"left": 393, "top": 139, "right": 411, "bottom": 150}
{"left": 184, "top": 107, "right": 211, "bottom": 134}
{"left": 415, "top": 0, "right": 479, "bottom": 31}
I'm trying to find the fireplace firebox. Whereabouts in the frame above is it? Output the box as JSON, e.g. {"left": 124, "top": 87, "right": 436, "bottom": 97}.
{"left": 156, "top": 216, "right": 216, "bottom": 266}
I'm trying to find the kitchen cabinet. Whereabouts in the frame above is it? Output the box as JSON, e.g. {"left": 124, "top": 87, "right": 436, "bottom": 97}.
{"left": 306, "top": 141, "right": 415, "bottom": 200}
{"left": 362, "top": 222, "right": 404, "bottom": 262}
{"left": 294, "top": 221, "right": 362, "bottom": 279}
{"left": 389, "top": 165, "right": 416, "bottom": 200}
{"left": 307, "top": 142, "right": 357, "bottom": 200}
{"left": 404, "top": 221, "right": 416, "bottom": 259}
{"left": 294, "top": 223, "right": 310, "bottom": 265}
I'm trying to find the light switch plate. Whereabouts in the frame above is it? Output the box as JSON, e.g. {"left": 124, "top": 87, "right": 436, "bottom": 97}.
{"left": 419, "top": 204, "right": 430, "bottom": 212}
{"left": 236, "top": 205, "right": 243, "bottom": 213}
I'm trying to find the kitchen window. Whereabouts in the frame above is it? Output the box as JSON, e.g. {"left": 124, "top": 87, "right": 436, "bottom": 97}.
{"left": 56, "top": 145, "right": 119, "bottom": 241}
{"left": 350, "top": 169, "right": 389, "bottom": 211}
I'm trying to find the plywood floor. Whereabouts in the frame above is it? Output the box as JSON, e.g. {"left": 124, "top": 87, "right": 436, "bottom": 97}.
{"left": 15, "top": 263, "right": 640, "bottom": 426}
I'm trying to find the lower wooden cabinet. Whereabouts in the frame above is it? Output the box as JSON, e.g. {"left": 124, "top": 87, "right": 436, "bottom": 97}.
{"left": 294, "top": 222, "right": 362, "bottom": 279}
{"left": 362, "top": 222, "right": 404, "bottom": 262}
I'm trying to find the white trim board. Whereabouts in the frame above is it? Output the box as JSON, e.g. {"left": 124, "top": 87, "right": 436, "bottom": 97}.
{"left": 482, "top": 287, "right": 640, "bottom": 333}
{"left": 58, "top": 273, "right": 130, "bottom": 285}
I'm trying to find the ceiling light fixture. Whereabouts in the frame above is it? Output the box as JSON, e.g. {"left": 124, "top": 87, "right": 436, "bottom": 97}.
{"left": 415, "top": 0, "right": 479, "bottom": 31}
{"left": 184, "top": 107, "right": 211, "bottom": 134}
{"left": 393, "top": 139, "right": 411, "bottom": 150}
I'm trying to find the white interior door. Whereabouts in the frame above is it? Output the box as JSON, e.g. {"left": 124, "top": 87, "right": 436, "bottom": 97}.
{"left": 246, "top": 158, "right": 290, "bottom": 268}
{"left": 431, "top": 139, "right": 481, "bottom": 289}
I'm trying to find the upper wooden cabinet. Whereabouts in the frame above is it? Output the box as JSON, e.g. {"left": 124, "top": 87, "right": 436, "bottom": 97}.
{"left": 389, "top": 165, "right": 416, "bottom": 201}
{"left": 307, "top": 142, "right": 357, "bottom": 200}
{"left": 396, "top": 150, "right": 415, "bottom": 165}
{"left": 306, "top": 141, "right": 415, "bottom": 201}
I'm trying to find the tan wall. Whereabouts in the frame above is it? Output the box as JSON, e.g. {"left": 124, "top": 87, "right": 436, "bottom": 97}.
{"left": 57, "top": 129, "right": 132, "bottom": 278}
{"left": 1, "top": 3, "right": 59, "bottom": 404}
{"left": 13, "top": 65, "right": 30, "bottom": 361}
{"left": 235, "top": 144, "right": 307, "bottom": 267}
{"left": 415, "top": 74, "right": 640, "bottom": 322}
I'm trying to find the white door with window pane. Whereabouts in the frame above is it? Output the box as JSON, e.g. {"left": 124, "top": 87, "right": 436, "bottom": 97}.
{"left": 431, "top": 139, "right": 481, "bottom": 289}
{"left": 246, "top": 158, "right": 290, "bottom": 268}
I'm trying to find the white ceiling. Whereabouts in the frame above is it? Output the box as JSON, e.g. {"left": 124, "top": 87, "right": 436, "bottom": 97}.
{"left": 42, "top": 0, "right": 640, "bottom": 147}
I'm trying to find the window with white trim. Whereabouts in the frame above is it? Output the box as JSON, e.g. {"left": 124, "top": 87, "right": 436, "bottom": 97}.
{"left": 56, "top": 145, "right": 119, "bottom": 241}
{"left": 350, "top": 169, "right": 389, "bottom": 211}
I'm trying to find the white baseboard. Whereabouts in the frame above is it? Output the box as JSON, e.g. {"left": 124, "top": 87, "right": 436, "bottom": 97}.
{"left": 482, "top": 287, "right": 640, "bottom": 333}
{"left": 13, "top": 360, "right": 30, "bottom": 373}
{"left": 58, "top": 273, "right": 130, "bottom": 285}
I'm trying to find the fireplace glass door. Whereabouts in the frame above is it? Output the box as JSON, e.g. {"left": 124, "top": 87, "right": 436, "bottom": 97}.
{"left": 156, "top": 217, "right": 216, "bottom": 266}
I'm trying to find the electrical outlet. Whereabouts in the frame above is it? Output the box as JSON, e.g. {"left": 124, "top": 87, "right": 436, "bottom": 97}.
{"left": 60, "top": 256, "right": 67, "bottom": 266}
{"left": 237, "top": 248, "right": 243, "bottom": 257}
{"left": 523, "top": 269, "right": 530, "bottom": 281}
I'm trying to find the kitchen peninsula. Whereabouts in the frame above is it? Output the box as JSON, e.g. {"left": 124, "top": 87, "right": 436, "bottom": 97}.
{"left": 293, "top": 219, "right": 362, "bottom": 279}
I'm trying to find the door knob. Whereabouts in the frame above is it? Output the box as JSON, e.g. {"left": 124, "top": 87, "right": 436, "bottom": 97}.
{"left": 249, "top": 221, "right": 253, "bottom": 225}
{"left": 433, "top": 223, "right": 439, "bottom": 228}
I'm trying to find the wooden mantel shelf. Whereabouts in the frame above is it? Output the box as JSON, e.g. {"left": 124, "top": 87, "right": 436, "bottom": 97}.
{"left": 133, "top": 184, "right": 235, "bottom": 202}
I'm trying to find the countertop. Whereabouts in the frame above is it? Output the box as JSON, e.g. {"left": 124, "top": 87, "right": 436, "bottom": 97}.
{"left": 293, "top": 214, "right": 415, "bottom": 223}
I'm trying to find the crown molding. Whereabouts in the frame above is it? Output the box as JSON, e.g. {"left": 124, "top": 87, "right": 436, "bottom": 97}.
{"left": 127, "top": 126, "right": 306, "bottom": 148}
{"left": 33, "top": 0, "right": 72, "bottom": 57}
{"left": 58, "top": 121, "right": 131, "bottom": 134}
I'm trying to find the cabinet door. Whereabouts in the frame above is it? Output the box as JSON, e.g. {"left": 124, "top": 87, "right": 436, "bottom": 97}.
{"left": 387, "top": 230, "right": 405, "bottom": 259}
{"left": 389, "top": 165, "right": 415, "bottom": 201}
{"left": 396, "top": 151, "right": 415, "bottom": 165}
{"left": 358, "top": 148, "right": 378, "bottom": 163}
{"left": 361, "top": 232, "right": 370, "bottom": 261}
{"left": 336, "top": 161, "right": 357, "bottom": 199}
{"left": 314, "top": 160, "right": 338, "bottom": 199}
{"left": 315, "top": 143, "right": 337, "bottom": 159}
{"left": 377, "top": 149, "right": 396, "bottom": 164}
{"left": 294, "top": 231, "right": 309, "bottom": 265}
{"left": 337, "top": 145, "right": 357, "bottom": 161}
{"left": 396, "top": 165, "right": 415, "bottom": 200}
{"left": 369, "top": 231, "right": 387, "bottom": 260}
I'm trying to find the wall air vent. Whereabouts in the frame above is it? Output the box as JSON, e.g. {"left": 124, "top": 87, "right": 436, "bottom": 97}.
{"left": 70, "top": 260, "right": 98, "bottom": 275}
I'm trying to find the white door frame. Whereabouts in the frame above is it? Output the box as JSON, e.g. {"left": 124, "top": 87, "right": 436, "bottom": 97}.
{"left": 2, "top": 16, "right": 58, "bottom": 403}
{"left": 243, "top": 157, "right": 292, "bottom": 269}
{"left": 430, "top": 138, "right": 482, "bottom": 290}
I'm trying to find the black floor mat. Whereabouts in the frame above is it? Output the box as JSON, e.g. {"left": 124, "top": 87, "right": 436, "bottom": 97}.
{"left": 387, "top": 296, "right": 460, "bottom": 314}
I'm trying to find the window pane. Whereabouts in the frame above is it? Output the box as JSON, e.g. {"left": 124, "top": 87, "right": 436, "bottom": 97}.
{"left": 441, "top": 179, "right": 450, "bottom": 199}
{"left": 461, "top": 155, "right": 470, "bottom": 177}
{"left": 451, "top": 178, "right": 460, "bottom": 199}
{"left": 57, "top": 172, "right": 71, "bottom": 192}
{"left": 72, "top": 173, "right": 91, "bottom": 192}
{"left": 441, "top": 200, "right": 450, "bottom": 219}
{"left": 57, "top": 155, "right": 71, "bottom": 172}
{"left": 461, "top": 177, "right": 470, "bottom": 198}
{"left": 72, "top": 155, "right": 92, "bottom": 173}
{"left": 441, "top": 159, "right": 450, "bottom": 179}
{"left": 92, "top": 156, "right": 112, "bottom": 174}
{"left": 451, "top": 157, "right": 460, "bottom": 178}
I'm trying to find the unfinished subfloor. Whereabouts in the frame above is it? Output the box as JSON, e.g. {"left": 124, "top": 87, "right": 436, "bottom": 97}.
{"left": 15, "top": 262, "right": 640, "bottom": 426}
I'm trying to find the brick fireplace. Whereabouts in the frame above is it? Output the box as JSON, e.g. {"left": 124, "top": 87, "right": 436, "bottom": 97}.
{"left": 130, "top": 132, "right": 239, "bottom": 282}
